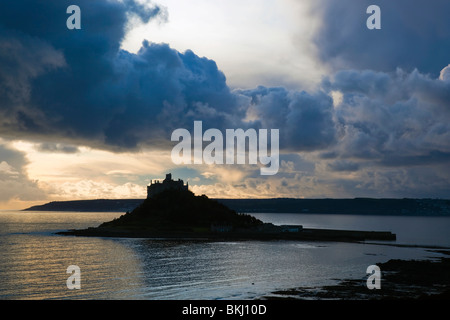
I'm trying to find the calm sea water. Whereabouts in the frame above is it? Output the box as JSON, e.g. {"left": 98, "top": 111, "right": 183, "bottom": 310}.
{"left": 0, "top": 210, "right": 449, "bottom": 300}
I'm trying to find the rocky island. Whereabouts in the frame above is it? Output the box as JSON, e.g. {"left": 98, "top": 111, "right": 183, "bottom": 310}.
{"left": 57, "top": 174, "right": 396, "bottom": 242}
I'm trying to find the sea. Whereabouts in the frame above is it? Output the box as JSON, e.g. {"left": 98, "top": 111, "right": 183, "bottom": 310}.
{"left": 0, "top": 210, "right": 449, "bottom": 300}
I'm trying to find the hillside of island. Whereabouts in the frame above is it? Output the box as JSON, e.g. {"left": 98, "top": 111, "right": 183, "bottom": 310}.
{"left": 100, "top": 188, "right": 263, "bottom": 233}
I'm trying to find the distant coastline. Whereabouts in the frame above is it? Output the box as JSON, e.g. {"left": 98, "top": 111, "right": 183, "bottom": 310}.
{"left": 24, "top": 198, "right": 450, "bottom": 216}
{"left": 23, "top": 199, "right": 144, "bottom": 213}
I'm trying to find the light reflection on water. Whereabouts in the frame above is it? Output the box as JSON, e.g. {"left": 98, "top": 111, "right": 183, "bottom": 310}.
{"left": 0, "top": 210, "right": 449, "bottom": 299}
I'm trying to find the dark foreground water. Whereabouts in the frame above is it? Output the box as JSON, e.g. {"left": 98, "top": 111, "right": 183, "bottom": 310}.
{"left": 0, "top": 210, "right": 449, "bottom": 300}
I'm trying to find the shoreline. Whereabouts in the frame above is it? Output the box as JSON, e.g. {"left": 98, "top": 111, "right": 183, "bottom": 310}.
{"left": 262, "top": 250, "right": 450, "bottom": 300}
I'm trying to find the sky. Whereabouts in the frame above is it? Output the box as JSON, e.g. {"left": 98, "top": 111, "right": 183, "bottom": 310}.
{"left": 0, "top": 0, "right": 450, "bottom": 209}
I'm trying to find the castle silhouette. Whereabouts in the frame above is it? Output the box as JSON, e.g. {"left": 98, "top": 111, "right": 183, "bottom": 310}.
{"left": 147, "top": 173, "right": 189, "bottom": 198}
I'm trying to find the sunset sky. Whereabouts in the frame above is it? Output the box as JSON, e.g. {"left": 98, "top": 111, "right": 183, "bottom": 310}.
{"left": 1, "top": 0, "right": 450, "bottom": 209}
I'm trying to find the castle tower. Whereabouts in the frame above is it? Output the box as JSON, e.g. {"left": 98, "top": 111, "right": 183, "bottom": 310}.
{"left": 147, "top": 173, "right": 189, "bottom": 198}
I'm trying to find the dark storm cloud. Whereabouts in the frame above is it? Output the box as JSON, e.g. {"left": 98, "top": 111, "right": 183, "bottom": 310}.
{"left": 103, "top": 41, "right": 242, "bottom": 149}
{"left": 3, "top": 0, "right": 185, "bottom": 148}
{"left": 0, "top": 0, "right": 140, "bottom": 144}
{"left": 378, "top": 151, "right": 450, "bottom": 167}
{"left": 327, "top": 160, "right": 360, "bottom": 172}
{"left": 311, "top": 0, "right": 450, "bottom": 75}
{"left": 238, "top": 86, "right": 336, "bottom": 151}
{"left": 323, "top": 67, "right": 450, "bottom": 167}
{"left": 0, "top": 0, "right": 338, "bottom": 153}
{"left": 0, "top": 0, "right": 247, "bottom": 151}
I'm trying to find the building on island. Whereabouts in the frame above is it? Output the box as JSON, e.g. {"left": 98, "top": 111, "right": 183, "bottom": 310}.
{"left": 147, "top": 173, "right": 189, "bottom": 199}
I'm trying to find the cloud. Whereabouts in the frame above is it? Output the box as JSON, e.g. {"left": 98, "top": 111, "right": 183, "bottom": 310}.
{"left": 0, "top": 161, "right": 19, "bottom": 177}
{"left": 0, "top": 0, "right": 337, "bottom": 155}
{"left": 311, "top": 0, "right": 450, "bottom": 75}
{"left": 0, "top": 0, "right": 245, "bottom": 151}
{"left": 0, "top": 28, "right": 66, "bottom": 138}
{"left": 239, "top": 86, "right": 336, "bottom": 151}
{"left": 35, "top": 143, "right": 80, "bottom": 154}
{"left": 44, "top": 179, "right": 146, "bottom": 200}
{"left": 2, "top": 0, "right": 447, "bottom": 159}
{"left": 0, "top": 142, "right": 46, "bottom": 203}
{"left": 322, "top": 164, "right": 450, "bottom": 198}
{"left": 102, "top": 42, "right": 241, "bottom": 149}
{"left": 324, "top": 67, "right": 450, "bottom": 166}
{"left": 440, "top": 65, "right": 450, "bottom": 82}
{"left": 327, "top": 160, "right": 360, "bottom": 172}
